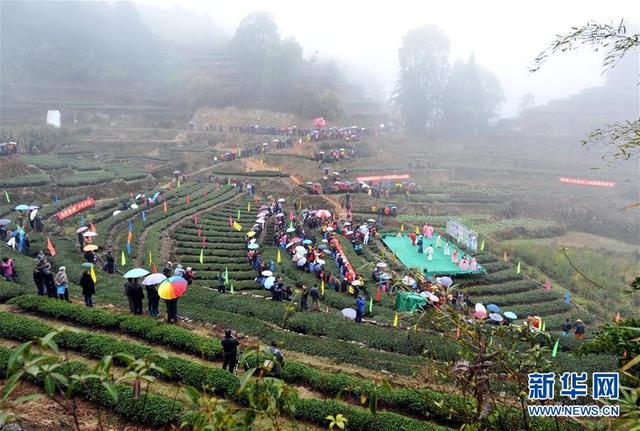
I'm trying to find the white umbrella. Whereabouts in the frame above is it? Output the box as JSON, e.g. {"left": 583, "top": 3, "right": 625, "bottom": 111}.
{"left": 341, "top": 308, "right": 357, "bottom": 320}
{"left": 135, "top": 194, "right": 142, "bottom": 200}
{"left": 402, "top": 276, "right": 415, "bottom": 286}
{"left": 277, "top": 198, "right": 285, "bottom": 203}
{"left": 29, "top": 209, "right": 38, "bottom": 221}
{"left": 264, "top": 276, "right": 275, "bottom": 289}
{"left": 295, "top": 245, "right": 306, "bottom": 253}
{"left": 376, "top": 262, "right": 388, "bottom": 268}
{"left": 83, "top": 231, "right": 98, "bottom": 237}
{"left": 316, "top": 258, "right": 325, "bottom": 265}
{"left": 286, "top": 227, "right": 296, "bottom": 233}
{"left": 130, "top": 203, "right": 139, "bottom": 209}
{"left": 262, "top": 270, "right": 273, "bottom": 277}
{"left": 296, "top": 257, "right": 307, "bottom": 267}
{"left": 428, "top": 294, "right": 439, "bottom": 303}
{"left": 112, "top": 210, "right": 122, "bottom": 216}
{"left": 276, "top": 213, "right": 285, "bottom": 217}
{"left": 351, "top": 280, "right": 363, "bottom": 287}
{"left": 359, "top": 225, "right": 368, "bottom": 234}
{"left": 368, "top": 219, "right": 376, "bottom": 223}
{"left": 76, "top": 226, "right": 88, "bottom": 234}
{"left": 142, "top": 273, "right": 167, "bottom": 286}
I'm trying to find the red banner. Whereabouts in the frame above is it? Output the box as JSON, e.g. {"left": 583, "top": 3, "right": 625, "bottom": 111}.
{"left": 356, "top": 173, "right": 411, "bottom": 182}
{"left": 559, "top": 177, "right": 615, "bottom": 188}
{"left": 55, "top": 197, "right": 96, "bottom": 220}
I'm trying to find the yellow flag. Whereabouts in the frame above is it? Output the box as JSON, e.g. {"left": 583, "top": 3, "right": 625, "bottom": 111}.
{"left": 276, "top": 249, "right": 282, "bottom": 264}
{"left": 516, "top": 261, "right": 521, "bottom": 274}
{"left": 177, "top": 179, "right": 181, "bottom": 188}
{"left": 247, "top": 202, "right": 251, "bottom": 212}
{"left": 393, "top": 312, "right": 398, "bottom": 327}
{"left": 541, "top": 320, "right": 546, "bottom": 332}
{"left": 348, "top": 286, "right": 354, "bottom": 295}
{"left": 121, "top": 250, "right": 126, "bottom": 266}
{"left": 480, "top": 240, "right": 485, "bottom": 251}
{"left": 148, "top": 251, "right": 153, "bottom": 266}
{"left": 400, "top": 224, "right": 405, "bottom": 232}
{"left": 90, "top": 265, "right": 97, "bottom": 283}
{"left": 320, "top": 279, "right": 325, "bottom": 295}
{"left": 415, "top": 226, "right": 419, "bottom": 234}
{"left": 503, "top": 251, "right": 508, "bottom": 262}
{"left": 233, "top": 221, "right": 242, "bottom": 232}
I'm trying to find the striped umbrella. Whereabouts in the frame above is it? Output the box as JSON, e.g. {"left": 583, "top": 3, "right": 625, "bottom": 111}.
{"left": 158, "top": 276, "right": 188, "bottom": 300}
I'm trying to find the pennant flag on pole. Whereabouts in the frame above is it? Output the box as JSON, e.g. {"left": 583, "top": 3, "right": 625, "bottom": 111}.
{"left": 90, "top": 222, "right": 97, "bottom": 232}
{"left": 289, "top": 221, "right": 293, "bottom": 229}
{"left": 237, "top": 209, "right": 240, "bottom": 220}
{"left": 201, "top": 237, "right": 206, "bottom": 248}
{"left": 456, "top": 326, "right": 461, "bottom": 339}
{"left": 4, "top": 191, "right": 9, "bottom": 203}
{"left": 320, "top": 279, "right": 325, "bottom": 295}
{"left": 121, "top": 250, "right": 127, "bottom": 266}
{"left": 228, "top": 216, "right": 233, "bottom": 227}
{"left": 516, "top": 262, "right": 521, "bottom": 274}
{"left": 80, "top": 214, "right": 84, "bottom": 227}
{"left": 503, "top": 251, "right": 508, "bottom": 262}
{"left": 227, "top": 177, "right": 231, "bottom": 186}
{"left": 53, "top": 194, "right": 58, "bottom": 203}
{"left": 551, "top": 339, "right": 559, "bottom": 358}
{"left": 276, "top": 249, "right": 281, "bottom": 264}
{"left": 198, "top": 227, "right": 202, "bottom": 237}
{"left": 541, "top": 321, "right": 546, "bottom": 332}
{"left": 544, "top": 279, "right": 551, "bottom": 291}
{"left": 247, "top": 202, "right": 251, "bottom": 212}
{"left": 615, "top": 312, "right": 622, "bottom": 323}
{"left": 400, "top": 224, "right": 404, "bottom": 232}
{"left": 480, "top": 240, "right": 485, "bottom": 251}
{"left": 298, "top": 199, "right": 302, "bottom": 210}
{"left": 375, "top": 287, "right": 381, "bottom": 302}
{"left": 186, "top": 195, "right": 191, "bottom": 205}
{"left": 368, "top": 297, "right": 373, "bottom": 313}
{"left": 152, "top": 263, "right": 157, "bottom": 273}
{"left": 128, "top": 220, "right": 133, "bottom": 232}
{"left": 163, "top": 201, "right": 168, "bottom": 213}
{"left": 141, "top": 210, "right": 146, "bottom": 222}
{"left": 289, "top": 211, "right": 295, "bottom": 221}
{"left": 415, "top": 226, "right": 419, "bottom": 234}
{"left": 230, "top": 282, "right": 234, "bottom": 293}
{"left": 564, "top": 291, "right": 571, "bottom": 304}
{"left": 232, "top": 221, "right": 242, "bottom": 231}
{"left": 199, "top": 249, "right": 204, "bottom": 264}
{"left": 194, "top": 213, "right": 198, "bottom": 225}
{"left": 90, "top": 265, "right": 97, "bottom": 283}
{"left": 47, "top": 237, "right": 56, "bottom": 257}
{"left": 127, "top": 230, "right": 133, "bottom": 243}
{"left": 393, "top": 312, "right": 399, "bottom": 327}
{"left": 224, "top": 267, "right": 229, "bottom": 284}
{"left": 148, "top": 251, "right": 153, "bottom": 266}
{"left": 177, "top": 179, "right": 181, "bottom": 188}
{"left": 126, "top": 241, "right": 132, "bottom": 255}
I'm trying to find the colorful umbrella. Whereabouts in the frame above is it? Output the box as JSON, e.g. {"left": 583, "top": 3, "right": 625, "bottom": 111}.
{"left": 158, "top": 276, "right": 188, "bottom": 300}
{"left": 123, "top": 268, "right": 150, "bottom": 279}
{"left": 142, "top": 273, "right": 167, "bottom": 286}
{"left": 83, "top": 245, "right": 98, "bottom": 251}
{"left": 316, "top": 209, "right": 332, "bottom": 218}
{"left": 83, "top": 231, "right": 98, "bottom": 237}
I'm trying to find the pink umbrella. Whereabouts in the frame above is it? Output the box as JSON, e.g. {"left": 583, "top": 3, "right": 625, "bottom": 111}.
{"left": 76, "top": 226, "right": 88, "bottom": 234}
{"left": 316, "top": 209, "right": 332, "bottom": 218}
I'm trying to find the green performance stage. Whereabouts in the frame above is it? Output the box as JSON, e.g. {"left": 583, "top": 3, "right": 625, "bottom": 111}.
{"left": 381, "top": 233, "right": 486, "bottom": 276}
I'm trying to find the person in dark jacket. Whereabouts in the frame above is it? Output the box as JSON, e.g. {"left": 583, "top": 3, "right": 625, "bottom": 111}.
{"left": 561, "top": 318, "right": 572, "bottom": 336}
{"left": 574, "top": 319, "right": 586, "bottom": 339}
{"left": 77, "top": 232, "right": 85, "bottom": 249}
{"left": 164, "top": 298, "right": 178, "bottom": 323}
{"left": 300, "top": 284, "right": 309, "bottom": 310}
{"left": 103, "top": 251, "right": 115, "bottom": 274}
{"left": 42, "top": 265, "right": 56, "bottom": 298}
{"left": 80, "top": 269, "right": 95, "bottom": 307}
{"left": 221, "top": 329, "right": 240, "bottom": 373}
{"left": 128, "top": 279, "right": 144, "bottom": 315}
{"left": 146, "top": 283, "right": 160, "bottom": 317}
{"left": 124, "top": 278, "right": 135, "bottom": 312}
{"left": 33, "top": 265, "right": 45, "bottom": 296}
{"left": 355, "top": 296, "right": 365, "bottom": 323}
{"left": 217, "top": 271, "right": 226, "bottom": 293}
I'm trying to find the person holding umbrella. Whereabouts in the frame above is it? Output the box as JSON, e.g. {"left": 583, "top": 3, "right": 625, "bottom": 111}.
{"left": 80, "top": 269, "right": 95, "bottom": 307}
{"left": 55, "top": 266, "right": 69, "bottom": 302}
{"left": 158, "top": 276, "right": 188, "bottom": 323}
{"left": 142, "top": 273, "right": 166, "bottom": 318}
{"left": 221, "top": 329, "right": 240, "bottom": 373}
{"left": 103, "top": 250, "right": 115, "bottom": 274}
{"left": 126, "top": 278, "right": 144, "bottom": 315}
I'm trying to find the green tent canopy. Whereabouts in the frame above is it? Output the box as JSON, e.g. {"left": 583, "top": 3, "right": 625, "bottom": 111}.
{"left": 395, "top": 291, "right": 427, "bottom": 313}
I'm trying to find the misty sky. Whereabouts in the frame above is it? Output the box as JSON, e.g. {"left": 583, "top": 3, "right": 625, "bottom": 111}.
{"left": 139, "top": 0, "right": 639, "bottom": 117}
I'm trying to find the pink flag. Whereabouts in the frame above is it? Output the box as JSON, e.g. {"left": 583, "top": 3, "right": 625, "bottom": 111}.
{"left": 194, "top": 213, "right": 199, "bottom": 225}
{"left": 229, "top": 216, "right": 233, "bottom": 227}
{"left": 202, "top": 237, "right": 206, "bottom": 248}
{"left": 289, "top": 211, "right": 295, "bottom": 221}
{"left": 545, "top": 279, "right": 551, "bottom": 291}
{"left": 198, "top": 227, "right": 202, "bottom": 237}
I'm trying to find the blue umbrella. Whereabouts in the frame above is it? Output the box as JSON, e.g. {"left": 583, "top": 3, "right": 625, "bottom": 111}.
{"left": 487, "top": 304, "right": 501, "bottom": 313}
{"left": 302, "top": 239, "right": 312, "bottom": 245}
{"left": 504, "top": 311, "right": 518, "bottom": 320}
{"left": 247, "top": 243, "right": 259, "bottom": 250}
{"left": 14, "top": 204, "right": 29, "bottom": 211}
{"left": 123, "top": 268, "right": 150, "bottom": 279}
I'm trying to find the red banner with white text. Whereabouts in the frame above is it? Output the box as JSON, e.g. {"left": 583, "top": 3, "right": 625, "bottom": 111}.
{"left": 55, "top": 198, "right": 96, "bottom": 220}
